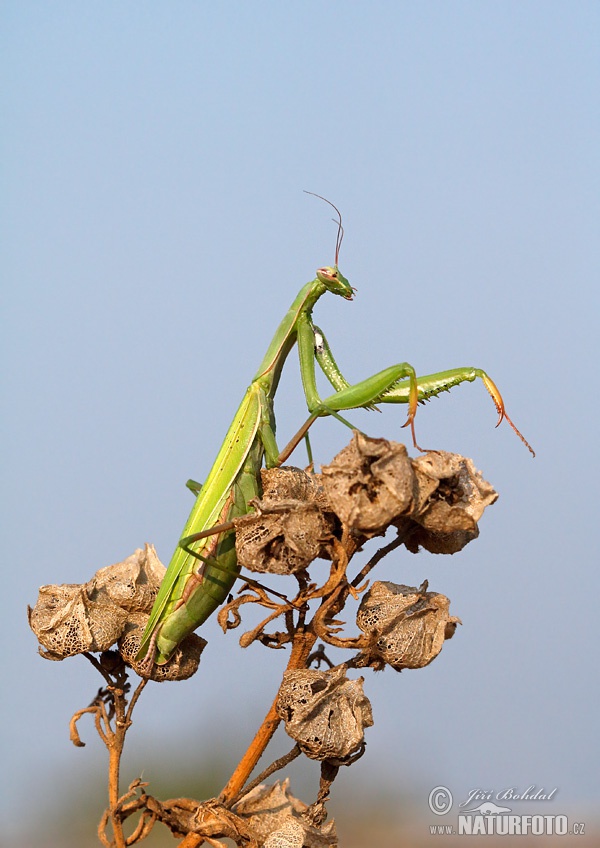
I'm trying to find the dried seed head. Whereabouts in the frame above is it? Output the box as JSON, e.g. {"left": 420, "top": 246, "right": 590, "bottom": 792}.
{"left": 234, "top": 779, "right": 337, "bottom": 847}
{"left": 276, "top": 665, "right": 373, "bottom": 763}
{"left": 263, "top": 817, "right": 305, "bottom": 848}
{"left": 235, "top": 501, "right": 334, "bottom": 574}
{"left": 397, "top": 451, "right": 498, "bottom": 554}
{"left": 356, "top": 581, "right": 461, "bottom": 671}
{"left": 234, "top": 467, "right": 336, "bottom": 574}
{"left": 260, "top": 466, "right": 331, "bottom": 510}
{"left": 320, "top": 432, "right": 414, "bottom": 534}
{"left": 318, "top": 434, "right": 497, "bottom": 554}
{"left": 28, "top": 545, "right": 204, "bottom": 680}
{"left": 28, "top": 544, "right": 164, "bottom": 660}
{"left": 28, "top": 582, "right": 118, "bottom": 659}
{"left": 92, "top": 545, "right": 166, "bottom": 612}
{"left": 28, "top": 544, "right": 206, "bottom": 681}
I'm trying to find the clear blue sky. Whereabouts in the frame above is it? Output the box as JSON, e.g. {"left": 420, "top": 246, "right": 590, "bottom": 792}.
{"left": 3, "top": 2, "right": 599, "bottom": 843}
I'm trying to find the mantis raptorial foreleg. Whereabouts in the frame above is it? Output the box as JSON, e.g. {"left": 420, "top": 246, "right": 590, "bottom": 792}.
{"left": 312, "top": 323, "right": 535, "bottom": 455}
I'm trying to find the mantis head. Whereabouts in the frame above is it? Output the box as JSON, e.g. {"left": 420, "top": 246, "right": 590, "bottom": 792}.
{"left": 305, "top": 191, "right": 353, "bottom": 299}
{"left": 316, "top": 265, "right": 354, "bottom": 300}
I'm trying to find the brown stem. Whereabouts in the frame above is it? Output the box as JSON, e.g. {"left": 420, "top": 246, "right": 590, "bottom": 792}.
{"left": 108, "top": 742, "right": 126, "bottom": 848}
{"left": 108, "top": 687, "right": 127, "bottom": 848}
{"left": 176, "top": 503, "right": 400, "bottom": 844}
{"left": 218, "top": 629, "right": 316, "bottom": 807}
{"left": 176, "top": 630, "right": 316, "bottom": 847}
{"left": 105, "top": 678, "right": 146, "bottom": 848}
{"left": 178, "top": 832, "right": 205, "bottom": 848}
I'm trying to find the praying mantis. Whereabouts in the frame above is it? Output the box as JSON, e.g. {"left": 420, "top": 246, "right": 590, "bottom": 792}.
{"left": 137, "top": 196, "right": 533, "bottom": 670}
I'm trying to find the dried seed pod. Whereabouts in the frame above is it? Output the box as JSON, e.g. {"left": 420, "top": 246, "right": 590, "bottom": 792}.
{"left": 28, "top": 545, "right": 167, "bottom": 661}
{"left": 235, "top": 501, "right": 334, "bottom": 574}
{"left": 234, "top": 467, "right": 336, "bottom": 574}
{"left": 320, "top": 433, "right": 414, "bottom": 534}
{"left": 276, "top": 665, "right": 373, "bottom": 763}
{"left": 28, "top": 582, "right": 120, "bottom": 659}
{"left": 264, "top": 817, "right": 305, "bottom": 848}
{"left": 93, "top": 544, "right": 166, "bottom": 612}
{"left": 356, "top": 581, "right": 461, "bottom": 671}
{"left": 396, "top": 451, "right": 498, "bottom": 554}
{"left": 260, "top": 466, "right": 331, "bottom": 511}
{"left": 234, "top": 779, "right": 337, "bottom": 847}
{"left": 118, "top": 613, "right": 206, "bottom": 682}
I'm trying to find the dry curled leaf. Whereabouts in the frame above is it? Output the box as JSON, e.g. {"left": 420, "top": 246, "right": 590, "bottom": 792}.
{"left": 356, "top": 580, "right": 461, "bottom": 671}
{"left": 276, "top": 665, "right": 373, "bottom": 763}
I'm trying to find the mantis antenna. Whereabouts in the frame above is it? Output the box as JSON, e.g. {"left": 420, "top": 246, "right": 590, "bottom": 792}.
{"left": 304, "top": 191, "right": 344, "bottom": 265}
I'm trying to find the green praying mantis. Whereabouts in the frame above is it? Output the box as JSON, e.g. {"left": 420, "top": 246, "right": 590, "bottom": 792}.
{"left": 137, "top": 196, "right": 533, "bottom": 670}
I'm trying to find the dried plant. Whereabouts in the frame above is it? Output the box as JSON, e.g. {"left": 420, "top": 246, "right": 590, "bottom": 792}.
{"left": 29, "top": 432, "right": 498, "bottom": 847}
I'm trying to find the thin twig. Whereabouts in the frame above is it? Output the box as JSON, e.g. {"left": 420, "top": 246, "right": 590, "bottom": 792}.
{"left": 83, "top": 651, "right": 114, "bottom": 685}
{"left": 350, "top": 530, "right": 407, "bottom": 589}
{"left": 229, "top": 745, "right": 301, "bottom": 807}
{"left": 125, "top": 677, "right": 148, "bottom": 723}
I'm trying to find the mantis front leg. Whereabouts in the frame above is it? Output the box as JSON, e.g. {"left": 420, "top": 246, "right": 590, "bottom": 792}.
{"left": 273, "top": 314, "right": 422, "bottom": 463}
{"left": 311, "top": 323, "right": 535, "bottom": 455}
